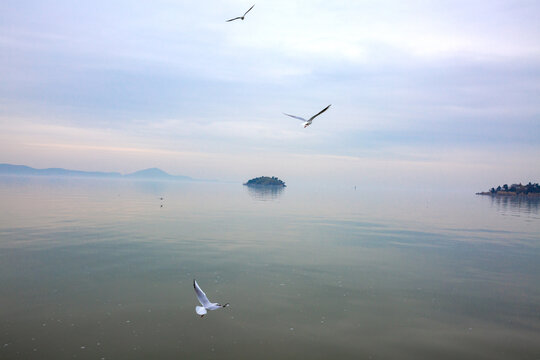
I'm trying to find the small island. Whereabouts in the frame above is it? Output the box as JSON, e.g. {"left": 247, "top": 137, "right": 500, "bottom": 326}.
{"left": 476, "top": 182, "right": 540, "bottom": 197}
{"left": 244, "top": 176, "right": 286, "bottom": 187}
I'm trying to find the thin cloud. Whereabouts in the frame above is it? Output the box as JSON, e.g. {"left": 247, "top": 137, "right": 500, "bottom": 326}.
{"left": 1, "top": 0, "right": 539, "bottom": 187}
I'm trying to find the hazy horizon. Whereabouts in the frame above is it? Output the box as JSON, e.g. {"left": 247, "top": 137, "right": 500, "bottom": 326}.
{"left": 1, "top": 1, "right": 539, "bottom": 189}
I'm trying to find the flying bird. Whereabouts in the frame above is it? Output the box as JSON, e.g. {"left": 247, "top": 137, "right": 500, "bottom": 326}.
{"left": 193, "top": 279, "right": 229, "bottom": 317}
{"left": 284, "top": 104, "right": 331, "bottom": 128}
{"left": 226, "top": 4, "right": 255, "bottom": 22}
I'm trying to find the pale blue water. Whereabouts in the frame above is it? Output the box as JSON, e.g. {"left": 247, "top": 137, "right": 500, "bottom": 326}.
{"left": 0, "top": 176, "right": 539, "bottom": 359}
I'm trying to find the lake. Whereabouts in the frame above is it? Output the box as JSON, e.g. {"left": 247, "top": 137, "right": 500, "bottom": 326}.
{"left": 0, "top": 176, "right": 539, "bottom": 359}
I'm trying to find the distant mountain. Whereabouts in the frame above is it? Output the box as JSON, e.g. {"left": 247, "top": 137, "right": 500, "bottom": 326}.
{"left": 125, "top": 167, "right": 191, "bottom": 180}
{"left": 0, "top": 164, "right": 39, "bottom": 175}
{"left": 0, "top": 164, "right": 192, "bottom": 181}
{"left": 0, "top": 164, "right": 121, "bottom": 178}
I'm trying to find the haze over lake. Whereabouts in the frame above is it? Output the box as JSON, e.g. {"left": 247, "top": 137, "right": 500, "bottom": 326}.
{"left": 1, "top": 176, "right": 539, "bottom": 359}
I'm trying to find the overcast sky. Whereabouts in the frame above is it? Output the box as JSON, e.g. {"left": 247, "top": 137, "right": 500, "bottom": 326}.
{"left": 1, "top": 0, "right": 539, "bottom": 189}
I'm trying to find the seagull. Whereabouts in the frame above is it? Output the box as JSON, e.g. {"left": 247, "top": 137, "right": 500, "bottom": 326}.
{"left": 283, "top": 104, "right": 331, "bottom": 128}
{"left": 226, "top": 4, "right": 255, "bottom": 22}
{"left": 193, "top": 279, "right": 229, "bottom": 317}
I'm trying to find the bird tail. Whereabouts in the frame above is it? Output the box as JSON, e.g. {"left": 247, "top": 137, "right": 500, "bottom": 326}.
{"left": 196, "top": 306, "right": 207, "bottom": 316}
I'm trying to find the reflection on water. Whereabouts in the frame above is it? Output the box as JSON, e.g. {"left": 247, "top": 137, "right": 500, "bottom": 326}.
{"left": 0, "top": 177, "right": 539, "bottom": 360}
{"left": 485, "top": 195, "right": 540, "bottom": 219}
{"left": 244, "top": 185, "right": 285, "bottom": 201}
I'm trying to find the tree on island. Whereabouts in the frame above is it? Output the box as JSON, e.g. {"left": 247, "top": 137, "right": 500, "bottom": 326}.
{"left": 478, "top": 182, "right": 540, "bottom": 195}
{"left": 244, "top": 176, "right": 286, "bottom": 187}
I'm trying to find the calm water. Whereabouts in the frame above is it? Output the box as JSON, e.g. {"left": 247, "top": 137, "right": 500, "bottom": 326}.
{"left": 0, "top": 177, "right": 539, "bottom": 359}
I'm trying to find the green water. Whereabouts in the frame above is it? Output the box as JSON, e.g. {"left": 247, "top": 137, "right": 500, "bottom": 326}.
{"left": 0, "top": 177, "right": 539, "bottom": 359}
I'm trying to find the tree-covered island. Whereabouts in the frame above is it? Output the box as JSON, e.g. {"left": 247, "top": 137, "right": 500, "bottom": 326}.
{"left": 243, "top": 176, "right": 286, "bottom": 187}
{"left": 476, "top": 182, "right": 540, "bottom": 196}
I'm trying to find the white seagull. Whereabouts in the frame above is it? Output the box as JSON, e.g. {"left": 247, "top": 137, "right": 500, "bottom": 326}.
{"left": 193, "top": 279, "right": 229, "bottom": 317}
{"left": 283, "top": 104, "right": 331, "bottom": 128}
{"left": 226, "top": 4, "right": 255, "bottom": 22}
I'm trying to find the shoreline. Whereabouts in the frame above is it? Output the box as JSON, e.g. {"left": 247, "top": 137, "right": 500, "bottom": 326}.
{"left": 476, "top": 191, "right": 540, "bottom": 197}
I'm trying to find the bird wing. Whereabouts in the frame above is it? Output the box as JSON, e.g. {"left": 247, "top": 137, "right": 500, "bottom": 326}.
{"left": 283, "top": 113, "right": 307, "bottom": 122}
{"left": 193, "top": 280, "right": 212, "bottom": 307}
{"left": 226, "top": 17, "right": 242, "bottom": 22}
{"left": 243, "top": 4, "right": 255, "bottom": 17}
{"left": 309, "top": 104, "right": 331, "bottom": 121}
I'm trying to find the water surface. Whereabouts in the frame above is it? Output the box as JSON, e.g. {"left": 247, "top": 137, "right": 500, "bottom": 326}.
{"left": 1, "top": 177, "right": 539, "bottom": 359}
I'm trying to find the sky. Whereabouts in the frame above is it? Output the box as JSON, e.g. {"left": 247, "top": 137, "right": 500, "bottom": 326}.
{"left": 1, "top": 0, "right": 539, "bottom": 189}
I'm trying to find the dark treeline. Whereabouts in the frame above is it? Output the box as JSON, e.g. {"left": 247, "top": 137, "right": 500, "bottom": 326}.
{"left": 244, "top": 176, "right": 286, "bottom": 187}
{"left": 488, "top": 182, "right": 540, "bottom": 194}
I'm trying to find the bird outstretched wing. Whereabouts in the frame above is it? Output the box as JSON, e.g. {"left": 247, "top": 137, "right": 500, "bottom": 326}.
{"left": 243, "top": 4, "right": 255, "bottom": 17}
{"left": 283, "top": 113, "right": 307, "bottom": 122}
{"left": 309, "top": 104, "right": 331, "bottom": 121}
{"left": 193, "top": 280, "right": 211, "bottom": 307}
{"left": 226, "top": 17, "right": 242, "bottom": 22}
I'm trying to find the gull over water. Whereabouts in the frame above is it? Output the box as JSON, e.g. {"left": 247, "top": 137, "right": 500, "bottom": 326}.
{"left": 193, "top": 279, "right": 229, "bottom": 317}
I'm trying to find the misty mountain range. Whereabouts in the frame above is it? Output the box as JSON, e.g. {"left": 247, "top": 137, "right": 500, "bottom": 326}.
{"left": 0, "top": 164, "right": 192, "bottom": 181}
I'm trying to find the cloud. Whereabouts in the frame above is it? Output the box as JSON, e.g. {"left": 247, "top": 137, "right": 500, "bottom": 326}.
{"left": 223, "top": 1, "right": 540, "bottom": 62}
{"left": 1, "top": 0, "right": 539, "bottom": 186}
